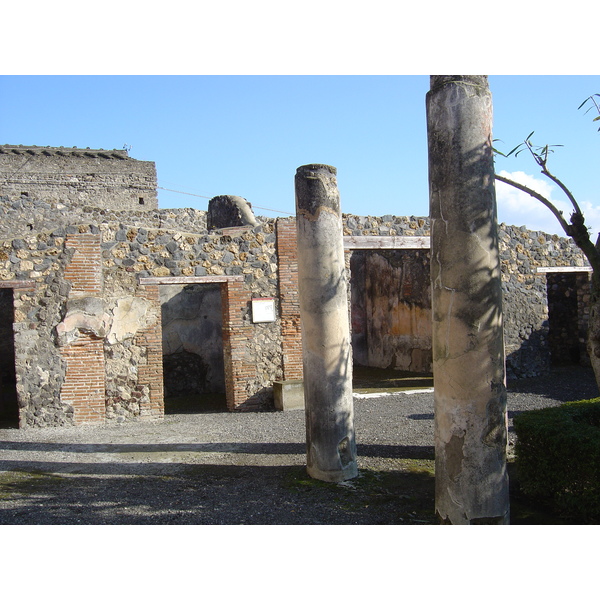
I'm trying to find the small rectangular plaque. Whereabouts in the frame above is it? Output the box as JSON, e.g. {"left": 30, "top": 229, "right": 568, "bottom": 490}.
{"left": 252, "top": 297, "right": 276, "bottom": 323}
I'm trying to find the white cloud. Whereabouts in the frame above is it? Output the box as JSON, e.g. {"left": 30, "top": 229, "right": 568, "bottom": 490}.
{"left": 494, "top": 170, "right": 599, "bottom": 237}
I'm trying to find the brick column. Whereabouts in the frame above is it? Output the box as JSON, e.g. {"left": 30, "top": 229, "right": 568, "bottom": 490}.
{"left": 61, "top": 333, "right": 105, "bottom": 425}
{"left": 59, "top": 234, "right": 106, "bottom": 425}
{"left": 221, "top": 277, "right": 255, "bottom": 410}
{"left": 135, "top": 284, "right": 164, "bottom": 420}
{"left": 64, "top": 233, "right": 103, "bottom": 296}
{"left": 276, "top": 218, "right": 303, "bottom": 380}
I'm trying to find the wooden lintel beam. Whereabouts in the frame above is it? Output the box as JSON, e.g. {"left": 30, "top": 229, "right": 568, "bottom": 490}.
{"left": 0, "top": 280, "right": 36, "bottom": 289}
{"left": 140, "top": 275, "right": 245, "bottom": 285}
{"left": 343, "top": 235, "right": 430, "bottom": 250}
{"left": 536, "top": 266, "right": 592, "bottom": 273}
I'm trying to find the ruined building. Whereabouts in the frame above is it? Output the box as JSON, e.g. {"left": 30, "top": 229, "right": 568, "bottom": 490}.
{"left": 0, "top": 145, "right": 157, "bottom": 210}
{"left": 0, "top": 145, "right": 592, "bottom": 428}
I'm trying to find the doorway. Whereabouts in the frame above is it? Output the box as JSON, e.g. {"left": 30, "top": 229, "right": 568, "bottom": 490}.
{"left": 160, "top": 283, "right": 227, "bottom": 413}
{"left": 546, "top": 272, "right": 589, "bottom": 366}
{"left": 350, "top": 248, "right": 432, "bottom": 375}
{"left": 0, "top": 289, "right": 18, "bottom": 427}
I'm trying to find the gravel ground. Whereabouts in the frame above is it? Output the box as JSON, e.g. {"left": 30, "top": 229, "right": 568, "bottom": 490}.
{"left": 0, "top": 365, "right": 597, "bottom": 525}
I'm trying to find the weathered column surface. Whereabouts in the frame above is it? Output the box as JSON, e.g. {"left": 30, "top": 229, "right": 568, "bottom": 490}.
{"left": 426, "top": 76, "right": 509, "bottom": 524}
{"left": 295, "top": 164, "right": 358, "bottom": 482}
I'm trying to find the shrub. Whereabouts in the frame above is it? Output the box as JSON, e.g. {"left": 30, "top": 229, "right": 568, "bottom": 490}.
{"left": 513, "top": 398, "right": 600, "bottom": 521}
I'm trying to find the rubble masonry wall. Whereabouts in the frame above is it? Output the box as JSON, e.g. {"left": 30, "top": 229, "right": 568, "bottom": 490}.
{"left": 0, "top": 195, "right": 591, "bottom": 427}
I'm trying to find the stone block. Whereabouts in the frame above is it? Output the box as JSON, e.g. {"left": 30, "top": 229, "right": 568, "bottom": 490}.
{"left": 273, "top": 380, "right": 304, "bottom": 411}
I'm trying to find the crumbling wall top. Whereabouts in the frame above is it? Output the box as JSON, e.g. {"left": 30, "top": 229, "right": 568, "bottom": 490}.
{"left": 0, "top": 145, "right": 131, "bottom": 160}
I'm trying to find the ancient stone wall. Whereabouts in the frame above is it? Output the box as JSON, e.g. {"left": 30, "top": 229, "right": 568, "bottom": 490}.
{"left": 0, "top": 185, "right": 592, "bottom": 427}
{"left": 341, "top": 216, "right": 590, "bottom": 378}
{"left": 0, "top": 194, "right": 209, "bottom": 241}
{"left": 0, "top": 146, "right": 157, "bottom": 211}
{"left": 498, "top": 225, "right": 589, "bottom": 377}
{"left": 576, "top": 273, "right": 591, "bottom": 367}
{"left": 1, "top": 207, "right": 283, "bottom": 426}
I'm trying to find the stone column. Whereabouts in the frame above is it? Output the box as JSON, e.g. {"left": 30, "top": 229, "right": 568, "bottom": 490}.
{"left": 294, "top": 164, "right": 358, "bottom": 482}
{"left": 426, "top": 76, "right": 509, "bottom": 524}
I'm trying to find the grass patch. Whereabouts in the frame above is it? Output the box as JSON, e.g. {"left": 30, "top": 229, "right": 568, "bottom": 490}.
{"left": 283, "top": 461, "right": 436, "bottom": 523}
{"left": 0, "top": 469, "right": 65, "bottom": 500}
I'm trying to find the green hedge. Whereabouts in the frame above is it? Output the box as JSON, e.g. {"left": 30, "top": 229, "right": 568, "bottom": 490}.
{"left": 513, "top": 398, "right": 600, "bottom": 521}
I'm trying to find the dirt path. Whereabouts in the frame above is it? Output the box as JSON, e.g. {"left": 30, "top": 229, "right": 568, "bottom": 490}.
{"left": 0, "top": 366, "right": 596, "bottom": 525}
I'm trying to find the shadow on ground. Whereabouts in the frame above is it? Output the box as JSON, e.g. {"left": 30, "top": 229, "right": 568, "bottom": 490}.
{"left": 0, "top": 445, "right": 592, "bottom": 525}
{"left": 507, "top": 365, "right": 599, "bottom": 403}
{"left": 1, "top": 366, "right": 596, "bottom": 525}
{"left": 0, "top": 462, "right": 436, "bottom": 525}
{"left": 353, "top": 365, "right": 433, "bottom": 393}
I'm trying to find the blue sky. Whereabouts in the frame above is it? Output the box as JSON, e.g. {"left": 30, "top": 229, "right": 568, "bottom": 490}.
{"left": 1, "top": 75, "right": 599, "bottom": 236}
{"left": 1, "top": 3, "right": 598, "bottom": 242}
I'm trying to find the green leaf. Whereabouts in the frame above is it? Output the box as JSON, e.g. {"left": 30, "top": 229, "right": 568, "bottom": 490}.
{"left": 506, "top": 143, "right": 523, "bottom": 157}
{"left": 578, "top": 98, "right": 590, "bottom": 110}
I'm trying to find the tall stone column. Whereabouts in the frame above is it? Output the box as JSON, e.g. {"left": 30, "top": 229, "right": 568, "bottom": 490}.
{"left": 295, "top": 164, "right": 358, "bottom": 482}
{"left": 426, "top": 76, "right": 509, "bottom": 524}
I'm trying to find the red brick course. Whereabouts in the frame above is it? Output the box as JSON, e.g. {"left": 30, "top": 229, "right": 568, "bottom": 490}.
{"left": 276, "top": 218, "right": 303, "bottom": 380}
{"left": 134, "top": 284, "right": 164, "bottom": 420}
{"left": 221, "top": 278, "right": 256, "bottom": 410}
{"left": 64, "top": 234, "right": 103, "bottom": 295}
{"left": 59, "top": 235, "right": 106, "bottom": 423}
{"left": 60, "top": 333, "right": 105, "bottom": 425}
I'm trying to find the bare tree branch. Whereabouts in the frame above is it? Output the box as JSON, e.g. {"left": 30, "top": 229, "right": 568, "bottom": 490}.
{"left": 495, "top": 173, "right": 600, "bottom": 272}
{"left": 538, "top": 163, "right": 585, "bottom": 218}
{"left": 494, "top": 173, "right": 571, "bottom": 235}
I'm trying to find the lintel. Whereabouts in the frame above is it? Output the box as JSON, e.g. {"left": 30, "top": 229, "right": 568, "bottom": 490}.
{"left": 536, "top": 266, "right": 592, "bottom": 274}
{"left": 139, "top": 275, "right": 245, "bottom": 286}
{"left": 0, "top": 280, "right": 36, "bottom": 290}
{"left": 343, "top": 235, "right": 430, "bottom": 250}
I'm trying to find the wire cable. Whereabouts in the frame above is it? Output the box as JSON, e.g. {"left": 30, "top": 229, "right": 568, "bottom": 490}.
{"left": 157, "top": 185, "right": 294, "bottom": 215}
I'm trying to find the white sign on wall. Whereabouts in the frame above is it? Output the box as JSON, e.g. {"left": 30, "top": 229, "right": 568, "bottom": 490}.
{"left": 251, "top": 297, "right": 276, "bottom": 323}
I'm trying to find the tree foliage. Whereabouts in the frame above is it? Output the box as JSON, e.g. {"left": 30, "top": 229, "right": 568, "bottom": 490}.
{"left": 494, "top": 95, "right": 600, "bottom": 272}
{"left": 495, "top": 94, "right": 600, "bottom": 388}
{"left": 578, "top": 93, "right": 600, "bottom": 131}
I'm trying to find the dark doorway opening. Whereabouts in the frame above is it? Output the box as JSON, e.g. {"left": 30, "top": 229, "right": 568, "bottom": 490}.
{"left": 0, "top": 289, "right": 19, "bottom": 427}
{"left": 160, "top": 283, "right": 227, "bottom": 413}
{"left": 546, "top": 272, "right": 585, "bottom": 366}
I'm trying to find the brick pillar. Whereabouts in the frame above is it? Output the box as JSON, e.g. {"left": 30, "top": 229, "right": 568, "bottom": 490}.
{"left": 59, "top": 234, "right": 106, "bottom": 425}
{"left": 135, "top": 284, "right": 164, "bottom": 420}
{"left": 221, "top": 277, "right": 255, "bottom": 410}
{"left": 276, "top": 218, "right": 303, "bottom": 380}
{"left": 61, "top": 333, "right": 105, "bottom": 425}
{"left": 64, "top": 233, "right": 103, "bottom": 296}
